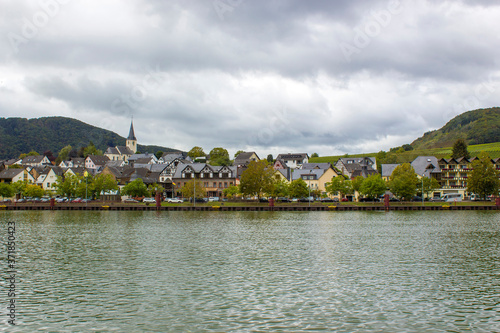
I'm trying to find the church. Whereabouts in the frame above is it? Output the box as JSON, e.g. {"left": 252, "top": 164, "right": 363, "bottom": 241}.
{"left": 104, "top": 120, "right": 137, "bottom": 162}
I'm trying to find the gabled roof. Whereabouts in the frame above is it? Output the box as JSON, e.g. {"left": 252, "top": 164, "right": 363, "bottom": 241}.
{"left": 234, "top": 152, "right": 260, "bottom": 165}
{"left": 411, "top": 156, "right": 441, "bottom": 177}
{"left": 0, "top": 168, "right": 24, "bottom": 179}
{"left": 291, "top": 168, "right": 326, "bottom": 181}
{"left": 21, "top": 155, "right": 46, "bottom": 164}
{"left": 276, "top": 153, "right": 309, "bottom": 161}
{"left": 301, "top": 163, "right": 332, "bottom": 170}
{"left": 86, "top": 155, "right": 110, "bottom": 165}
{"left": 381, "top": 164, "right": 400, "bottom": 178}
{"left": 105, "top": 146, "right": 134, "bottom": 155}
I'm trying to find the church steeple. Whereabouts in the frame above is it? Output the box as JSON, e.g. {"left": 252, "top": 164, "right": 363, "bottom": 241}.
{"left": 126, "top": 119, "right": 137, "bottom": 153}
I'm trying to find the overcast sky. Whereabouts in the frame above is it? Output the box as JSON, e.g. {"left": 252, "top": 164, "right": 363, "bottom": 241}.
{"left": 1, "top": 0, "right": 499, "bottom": 158}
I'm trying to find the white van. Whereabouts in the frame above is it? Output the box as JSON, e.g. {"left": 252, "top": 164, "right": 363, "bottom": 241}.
{"left": 441, "top": 193, "right": 462, "bottom": 202}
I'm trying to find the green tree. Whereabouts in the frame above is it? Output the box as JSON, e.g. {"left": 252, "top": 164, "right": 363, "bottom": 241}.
{"left": 180, "top": 179, "right": 206, "bottom": 200}
{"left": 451, "top": 138, "right": 470, "bottom": 159}
{"left": 155, "top": 151, "right": 164, "bottom": 160}
{"left": 420, "top": 177, "right": 441, "bottom": 198}
{"left": 326, "top": 176, "right": 353, "bottom": 199}
{"left": 19, "top": 150, "right": 40, "bottom": 159}
{"left": 272, "top": 179, "right": 289, "bottom": 198}
{"left": 267, "top": 154, "right": 274, "bottom": 163}
{"left": 121, "top": 179, "right": 149, "bottom": 197}
{"left": 209, "top": 147, "right": 231, "bottom": 166}
{"left": 54, "top": 174, "right": 79, "bottom": 197}
{"left": 223, "top": 185, "right": 240, "bottom": 199}
{"left": 92, "top": 174, "right": 118, "bottom": 198}
{"left": 352, "top": 176, "right": 365, "bottom": 193}
{"left": 24, "top": 184, "right": 45, "bottom": 198}
{"left": 188, "top": 146, "right": 206, "bottom": 159}
{"left": 0, "top": 183, "right": 14, "bottom": 199}
{"left": 147, "top": 183, "right": 165, "bottom": 197}
{"left": 467, "top": 152, "right": 500, "bottom": 200}
{"left": 83, "top": 141, "right": 103, "bottom": 157}
{"left": 234, "top": 150, "right": 245, "bottom": 158}
{"left": 56, "top": 145, "right": 72, "bottom": 164}
{"left": 239, "top": 160, "right": 276, "bottom": 199}
{"left": 289, "top": 179, "right": 309, "bottom": 199}
{"left": 11, "top": 180, "right": 29, "bottom": 198}
{"left": 402, "top": 144, "right": 413, "bottom": 151}
{"left": 388, "top": 163, "right": 418, "bottom": 201}
{"left": 311, "top": 152, "right": 319, "bottom": 158}
{"left": 359, "top": 174, "right": 386, "bottom": 199}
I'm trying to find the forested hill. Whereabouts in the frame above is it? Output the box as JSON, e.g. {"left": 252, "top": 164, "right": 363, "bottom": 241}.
{"left": 411, "top": 107, "right": 500, "bottom": 149}
{"left": 0, "top": 116, "right": 179, "bottom": 159}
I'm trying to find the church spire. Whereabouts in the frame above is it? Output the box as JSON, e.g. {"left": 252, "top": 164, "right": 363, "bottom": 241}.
{"left": 127, "top": 119, "right": 137, "bottom": 141}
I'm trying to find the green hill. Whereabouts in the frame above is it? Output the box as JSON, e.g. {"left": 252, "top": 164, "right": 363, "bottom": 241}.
{"left": 411, "top": 107, "right": 500, "bottom": 149}
{"left": 0, "top": 116, "right": 180, "bottom": 159}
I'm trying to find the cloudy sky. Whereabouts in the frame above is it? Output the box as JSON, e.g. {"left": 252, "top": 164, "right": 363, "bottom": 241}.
{"left": 1, "top": 0, "right": 499, "bottom": 158}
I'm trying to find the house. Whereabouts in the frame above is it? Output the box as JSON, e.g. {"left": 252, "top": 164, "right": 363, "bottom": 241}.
{"left": 291, "top": 164, "right": 339, "bottom": 197}
{"left": 275, "top": 153, "right": 309, "bottom": 169}
{"left": 36, "top": 167, "right": 64, "bottom": 191}
{"left": 104, "top": 146, "right": 135, "bottom": 162}
{"left": 128, "top": 153, "right": 158, "bottom": 166}
{"left": 20, "top": 155, "right": 51, "bottom": 167}
{"left": 335, "top": 157, "right": 377, "bottom": 179}
{"left": 0, "top": 168, "right": 36, "bottom": 184}
{"left": 59, "top": 158, "right": 85, "bottom": 168}
{"left": 381, "top": 164, "right": 400, "bottom": 181}
{"left": 85, "top": 155, "right": 110, "bottom": 170}
{"left": 234, "top": 152, "right": 260, "bottom": 166}
{"left": 159, "top": 152, "right": 191, "bottom": 164}
{"left": 172, "top": 163, "right": 237, "bottom": 198}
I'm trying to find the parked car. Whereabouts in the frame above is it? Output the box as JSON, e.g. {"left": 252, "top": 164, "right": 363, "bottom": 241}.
{"left": 71, "top": 198, "right": 83, "bottom": 203}
{"left": 81, "top": 198, "right": 92, "bottom": 203}
{"left": 411, "top": 196, "right": 423, "bottom": 202}
{"left": 40, "top": 198, "right": 50, "bottom": 203}
{"left": 123, "top": 198, "right": 139, "bottom": 203}
{"left": 299, "top": 197, "right": 314, "bottom": 202}
{"left": 143, "top": 198, "right": 156, "bottom": 203}
{"left": 56, "top": 197, "right": 68, "bottom": 203}
{"left": 429, "top": 197, "right": 443, "bottom": 202}
{"left": 1, "top": 199, "right": 12, "bottom": 203}
{"left": 259, "top": 198, "right": 269, "bottom": 203}
{"left": 208, "top": 197, "right": 220, "bottom": 202}
{"left": 166, "top": 198, "right": 183, "bottom": 203}
{"left": 277, "top": 197, "right": 291, "bottom": 202}
{"left": 341, "top": 198, "right": 349, "bottom": 202}
{"left": 16, "top": 199, "right": 26, "bottom": 203}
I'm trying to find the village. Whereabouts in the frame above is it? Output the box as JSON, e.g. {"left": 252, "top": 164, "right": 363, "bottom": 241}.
{"left": 1, "top": 121, "right": 499, "bottom": 203}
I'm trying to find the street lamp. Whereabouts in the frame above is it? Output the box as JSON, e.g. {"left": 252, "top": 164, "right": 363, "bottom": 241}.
{"left": 84, "top": 170, "right": 89, "bottom": 208}
{"left": 308, "top": 170, "right": 312, "bottom": 207}
{"left": 421, "top": 173, "right": 425, "bottom": 206}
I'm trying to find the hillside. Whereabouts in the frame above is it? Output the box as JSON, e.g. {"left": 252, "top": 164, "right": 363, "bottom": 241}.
{"left": 0, "top": 116, "right": 179, "bottom": 159}
{"left": 411, "top": 107, "right": 500, "bottom": 149}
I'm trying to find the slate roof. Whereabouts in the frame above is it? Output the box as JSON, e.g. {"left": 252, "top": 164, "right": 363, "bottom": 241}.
{"left": 234, "top": 152, "right": 260, "bottom": 165}
{"left": 87, "top": 155, "right": 110, "bottom": 165}
{"left": 381, "top": 164, "right": 400, "bottom": 178}
{"left": 21, "top": 155, "right": 46, "bottom": 164}
{"left": 0, "top": 168, "right": 24, "bottom": 180}
{"left": 411, "top": 156, "right": 441, "bottom": 177}
{"left": 105, "top": 146, "right": 134, "bottom": 155}
{"left": 291, "top": 168, "right": 326, "bottom": 181}
{"left": 301, "top": 163, "right": 332, "bottom": 170}
{"left": 276, "top": 153, "right": 309, "bottom": 161}
{"left": 127, "top": 121, "right": 137, "bottom": 140}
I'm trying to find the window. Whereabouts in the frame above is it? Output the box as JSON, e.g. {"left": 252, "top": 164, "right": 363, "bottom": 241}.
{"left": 224, "top": 182, "right": 228, "bottom": 188}
{"left": 213, "top": 182, "right": 216, "bottom": 187}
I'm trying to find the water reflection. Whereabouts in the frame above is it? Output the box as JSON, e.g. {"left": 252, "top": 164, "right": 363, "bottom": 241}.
{"left": 1, "top": 211, "right": 499, "bottom": 332}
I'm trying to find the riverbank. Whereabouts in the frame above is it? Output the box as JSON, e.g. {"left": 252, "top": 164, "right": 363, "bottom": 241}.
{"left": 1, "top": 202, "right": 499, "bottom": 211}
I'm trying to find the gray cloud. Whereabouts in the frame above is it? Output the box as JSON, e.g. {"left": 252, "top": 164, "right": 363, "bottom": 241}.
{"left": 1, "top": 0, "right": 500, "bottom": 157}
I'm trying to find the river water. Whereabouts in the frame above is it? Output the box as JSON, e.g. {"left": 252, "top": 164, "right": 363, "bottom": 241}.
{"left": 1, "top": 211, "right": 499, "bottom": 332}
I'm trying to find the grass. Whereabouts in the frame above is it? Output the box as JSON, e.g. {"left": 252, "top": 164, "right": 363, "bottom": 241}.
{"left": 310, "top": 142, "right": 500, "bottom": 165}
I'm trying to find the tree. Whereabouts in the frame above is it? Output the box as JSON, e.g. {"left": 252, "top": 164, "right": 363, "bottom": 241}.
{"left": 147, "top": 183, "right": 165, "bottom": 197}
{"left": 19, "top": 150, "right": 39, "bottom": 159}
{"left": 289, "top": 179, "right": 309, "bottom": 199}
{"left": 326, "top": 176, "right": 353, "bottom": 199}
{"left": 121, "top": 179, "right": 149, "bottom": 197}
{"left": 54, "top": 174, "right": 79, "bottom": 197}
{"left": 155, "top": 151, "right": 164, "bottom": 160}
{"left": 188, "top": 146, "right": 206, "bottom": 159}
{"left": 402, "top": 144, "right": 413, "bottom": 151}
{"left": 452, "top": 138, "right": 470, "bottom": 159}
{"left": 352, "top": 176, "right": 365, "bottom": 193}
{"left": 359, "top": 174, "right": 386, "bottom": 199}
{"left": 209, "top": 147, "right": 231, "bottom": 166}
{"left": 180, "top": 179, "right": 206, "bottom": 200}
{"left": 223, "top": 185, "right": 240, "bottom": 199}
{"left": 11, "top": 180, "right": 29, "bottom": 198}
{"left": 388, "top": 163, "right": 418, "bottom": 201}
{"left": 234, "top": 150, "right": 245, "bottom": 158}
{"left": 467, "top": 152, "right": 500, "bottom": 200}
{"left": 420, "top": 177, "right": 441, "bottom": 198}
{"left": 267, "top": 154, "right": 274, "bottom": 163}
{"left": 83, "top": 141, "right": 103, "bottom": 157}
{"left": 56, "top": 145, "right": 72, "bottom": 164}
{"left": 311, "top": 152, "right": 319, "bottom": 158}
{"left": 272, "top": 179, "right": 289, "bottom": 198}
{"left": 239, "top": 160, "right": 276, "bottom": 199}
{"left": 24, "top": 184, "right": 45, "bottom": 198}
{"left": 92, "top": 174, "right": 118, "bottom": 198}
{"left": 0, "top": 183, "right": 14, "bottom": 199}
